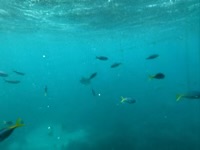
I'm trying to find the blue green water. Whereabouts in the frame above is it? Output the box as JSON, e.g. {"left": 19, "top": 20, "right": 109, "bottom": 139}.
{"left": 0, "top": 0, "right": 200, "bottom": 150}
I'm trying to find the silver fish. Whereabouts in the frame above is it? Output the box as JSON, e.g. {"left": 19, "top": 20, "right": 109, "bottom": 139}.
{"left": 4, "top": 79, "right": 20, "bottom": 84}
{"left": 0, "top": 71, "right": 8, "bottom": 77}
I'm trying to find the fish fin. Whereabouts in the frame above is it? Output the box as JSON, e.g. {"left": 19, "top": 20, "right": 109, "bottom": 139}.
{"left": 9, "top": 118, "right": 24, "bottom": 129}
{"left": 176, "top": 94, "right": 184, "bottom": 101}
{"left": 148, "top": 75, "right": 154, "bottom": 81}
{"left": 120, "top": 96, "right": 126, "bottom": 103}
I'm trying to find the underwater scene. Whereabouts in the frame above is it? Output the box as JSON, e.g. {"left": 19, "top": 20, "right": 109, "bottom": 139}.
{"left": 0, "top": 0, "right": 200, "bottom": 150}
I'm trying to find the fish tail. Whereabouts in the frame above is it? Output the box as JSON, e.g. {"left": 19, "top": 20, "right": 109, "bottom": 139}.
{"left": 176, "top": 94, "right": 184, "bottom": 101}
{"left": 9, "top": 118, "right": 24, "bottom": 129}
{"left": 148, "top": 75, "right": 154, "bottom": 81}
{"left": 120, "top": 96, "right": 126, "bottom": 103}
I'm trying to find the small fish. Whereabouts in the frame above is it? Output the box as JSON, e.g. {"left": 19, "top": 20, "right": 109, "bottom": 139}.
{"left": 0, "top": 71, "right": 8, "bottom": 77}
{"left": 4, "top": 79, "right": 21, "bottom": 84}
{"left": 146, "top": 54, "right": 159, "bottom": 60}
{"left": 111, "top": 62, "right": 122, "bottom": 68}
{"left": 89, "top": 72, "right": 97, "bottom": 80}
{"left": 96, "top": 56, "right": 108, "bottom": 61}
{"left": 120, "top": 96, "right": 136, "bottom": 104}
{"left": 44, "top": 85, "right": 48, "bottom": 96}
{"left": 91, "top": 88, "right": 96, "bottom": 96}
{"left": 80, "top": 77, "right": 90, "bottom": 85}
{"left": 80, "top": 72, "right": 97, "bottom": 85}
{"left": 0, "top": 118, "right": 24, "bottom": 142}
{"left": 176, "top": 91, "right": 200, "bottom": 101}
{"left": 149, "top": 73, "right": 165, "bottom": 80}
{"left": 13, "top": 70, "right": 25, "bottom": 76}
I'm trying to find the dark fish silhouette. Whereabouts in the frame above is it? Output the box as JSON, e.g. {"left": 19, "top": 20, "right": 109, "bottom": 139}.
{"left": 13, "top": 70, "right": 25, "bottom": 76}
{"left": 146, "top": 54, "right": 159, "bottom": 60}
{"left": 44, "top": 85, "right": 48, "bottom": 96}
{"left": 80, "top": 72, "right": 97, "bottom": 85}
{"left": 149, "top": 73, "right": 165, "bottom": 79}
{"left": 96, "top": 56, "right": 108, "bottom": 61}
{"left": 80, "top": 77, "right": 90, "bottom": 85}
{"left": 89, "top": 72, "right": 97, "bottom": 80}
{"left": 0, "top": 71, "right": 8, "bottom": 77}
{"left": 4, "top": 79, "right": 21, "bottom": 84}
{"left": 91, "top": 88, "right": 96, "bottom": 96}
{"left": 110, "top": 62, "right": 122, "bottom": 68}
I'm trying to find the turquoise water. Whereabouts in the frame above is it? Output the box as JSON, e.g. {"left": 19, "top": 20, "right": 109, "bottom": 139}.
{"left": 0, "top": 0, "right": 200, "bottom": 149}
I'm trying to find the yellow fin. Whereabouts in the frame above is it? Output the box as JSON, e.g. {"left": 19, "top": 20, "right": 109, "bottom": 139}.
{"left": 120, "top": 96, "right": 126, "bottom": 103}
{"left": 148, "top": 75, "right": 154, "bottom": 81}
{"left": 176, "top": 94, "right": 184, "bottom": 101}
{"left": 9, "top": 118, "right": 24, "bottom": 129}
